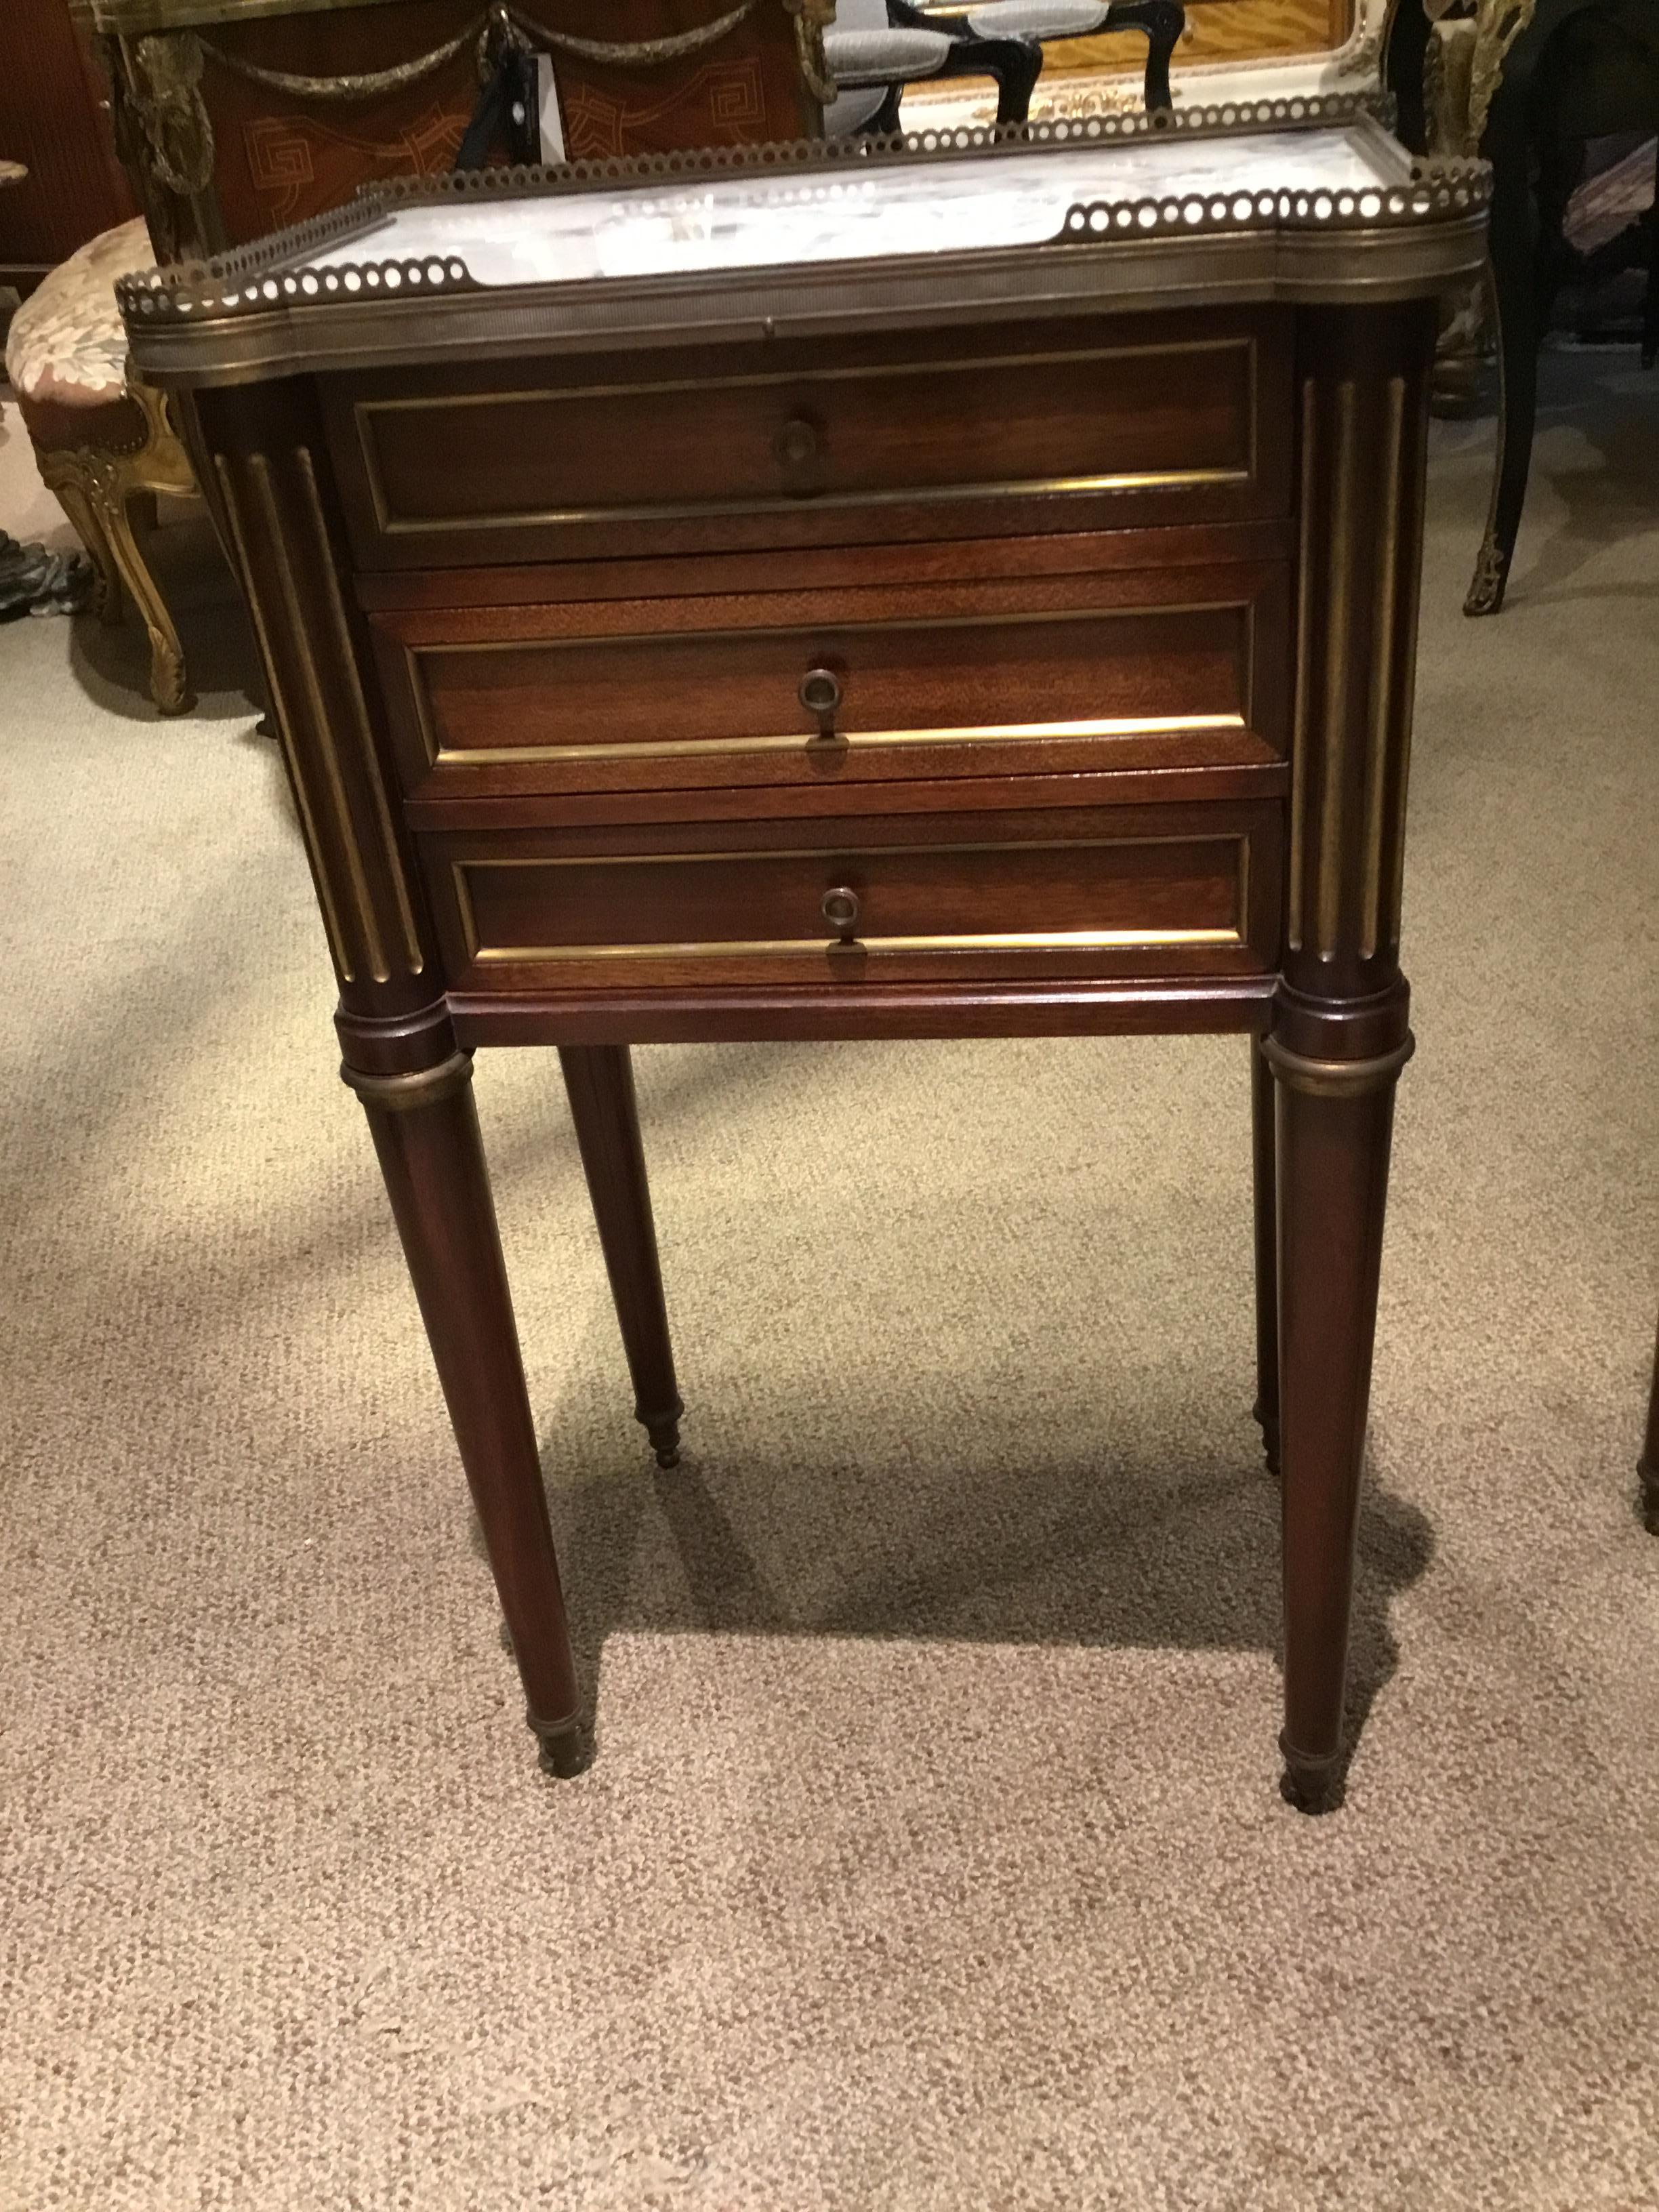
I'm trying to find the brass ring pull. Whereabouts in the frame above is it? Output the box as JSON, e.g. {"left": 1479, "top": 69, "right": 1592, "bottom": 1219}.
{"left": 775, "top": 415, "right": 819, "bottom": 467}
{"left": 798, "top": 665, "right": 842, "bottom": 737}
{"left": 774, "top": 413, "right": 822, "bottom": 481}
{"left": 821, "top": 885, "right": 860, "bottom": 940}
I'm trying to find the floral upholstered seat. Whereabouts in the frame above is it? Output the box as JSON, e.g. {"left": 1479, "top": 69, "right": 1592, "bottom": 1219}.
{"left": 5, "top": 216, "right": 148, "bottom": 413}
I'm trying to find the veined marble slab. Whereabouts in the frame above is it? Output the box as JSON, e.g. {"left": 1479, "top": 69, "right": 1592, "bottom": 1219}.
{"left": 302, "top": 125, "right": 1410, "bottom": 291}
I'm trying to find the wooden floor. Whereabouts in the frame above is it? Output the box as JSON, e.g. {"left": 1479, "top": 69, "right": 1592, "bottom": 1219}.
{"left": 1051, "top": 0, "right": 1351, "bottom": 76}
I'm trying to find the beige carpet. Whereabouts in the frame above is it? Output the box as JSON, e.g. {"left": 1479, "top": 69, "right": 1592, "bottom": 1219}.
{"left": 1, "top": 350, "right": 1657, "bottom": 2211}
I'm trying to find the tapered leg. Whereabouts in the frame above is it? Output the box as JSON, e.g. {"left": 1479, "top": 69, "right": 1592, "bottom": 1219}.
{"left": 346, "top": 1050, "right": 589, "bottom": 1778}
{"left": 558, "top": 1044, "right": 685, "bottom": 1469}
{"left": 1267, "top": 1038, "right": 1410, "bottom": 1814}
{"left": 1250, "top": 1032, "right": 1281, "bottom": 1477}
{"left": 1639, "top": 1313, "right": 1659, "bottom": 1535}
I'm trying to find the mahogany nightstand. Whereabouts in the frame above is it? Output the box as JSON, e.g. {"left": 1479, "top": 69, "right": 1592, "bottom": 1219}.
{"left": 121, "top": 101, "right": 1488, "bottom": 1810}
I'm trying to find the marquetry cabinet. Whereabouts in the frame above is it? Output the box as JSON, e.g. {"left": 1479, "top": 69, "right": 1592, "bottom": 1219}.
{"left": 79, "top": 0, "right": 821, "bottom": 262}
{"left": 0, "top": 0, "right": 136, "bottom": 295}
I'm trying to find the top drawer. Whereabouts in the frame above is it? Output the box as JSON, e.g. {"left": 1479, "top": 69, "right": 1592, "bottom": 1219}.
{"left": 323, "top": 310, "right": 1292, "bottom": 571}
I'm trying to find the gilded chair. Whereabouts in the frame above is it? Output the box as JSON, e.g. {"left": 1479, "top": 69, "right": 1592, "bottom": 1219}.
{"left": 5, "top": 216, "right": 197, "bottom": 712}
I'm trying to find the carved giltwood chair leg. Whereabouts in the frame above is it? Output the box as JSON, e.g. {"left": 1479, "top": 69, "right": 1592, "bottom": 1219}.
{"left": 35, "top": 378, "right": 198, "bottom": 712}
{"left": 1266, "top": 1031, "right": 1412, "bottom": 1814}
{"left": 94, "top": 476, "right": 194, "bottom": 714}
{"left": 45, "top": 474, "right": 122, "bottom": 623}
{"left": 558, "top": 1044, "right": 685, "bottom": 1469}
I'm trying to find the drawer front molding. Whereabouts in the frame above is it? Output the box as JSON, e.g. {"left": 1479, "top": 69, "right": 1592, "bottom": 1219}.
{"left": 352, "top": 342, "right": 1256, "bottom": 529}
{"left": 373, "top": 561, "right": 1290, "bottom": 802}
{"left": 329, "top": 314, "right": 1290, "bottom": 567}
{"left": 424, "top": 802, "right": 1282, "bottom": 992}
{"left": 453, "top": 841, "right": 1248, "bottom": 964}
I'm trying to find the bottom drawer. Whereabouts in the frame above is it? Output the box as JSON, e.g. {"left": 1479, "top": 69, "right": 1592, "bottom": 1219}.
{"left": 425, "top": 802, "right": 1282, "bottom": 993}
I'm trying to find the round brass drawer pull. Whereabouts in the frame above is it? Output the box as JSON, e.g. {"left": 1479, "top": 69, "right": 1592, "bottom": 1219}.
{"left": 798, "top": 665, "right": 842, "bottom": 736}
{"left": 774, "top": 415, "right": 821, "bottom": 473}
{"left": 821, "top": 886, "right": 861, "bottom": 939}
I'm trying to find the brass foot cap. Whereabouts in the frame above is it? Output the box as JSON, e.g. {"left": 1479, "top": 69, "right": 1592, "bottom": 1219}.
{"left": 1279, "top": 1733, "right": 1345, "bottom": 1816}
{"left": 535, "top": 1719, "right": 594, "bottom": 1780}
{"left": 644, "top": 1414, "right": 683, "bottom": 1471}
{"left": 1252, "top": 1400, "right": 1282, "bottom": 1480}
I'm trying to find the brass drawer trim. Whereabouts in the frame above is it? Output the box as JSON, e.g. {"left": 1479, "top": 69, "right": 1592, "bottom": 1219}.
{"left": 468, "top": 928, "right": 1241, "bottom": 964}
{"left": 424, "top": 707, "right": 1248, "bottom": 771}
{"left": 353, "top": 335, "right": 1258, "bottom": 537}
{"left": 471, "top": 937, "right": 1247, "bottom": 964}
{"left": 374, "top": 466, "right": 1247, "bottom": 537}
{"left": 451, "top": 833, "right": 1250, "bottom": 967}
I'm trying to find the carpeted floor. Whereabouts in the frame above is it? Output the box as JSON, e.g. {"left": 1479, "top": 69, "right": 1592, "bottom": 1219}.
{"left": 1, "top": 349, "right": 1656, "bottom": 2211}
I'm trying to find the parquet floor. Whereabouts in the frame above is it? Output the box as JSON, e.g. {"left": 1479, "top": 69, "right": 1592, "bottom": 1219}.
{"left": 1048, "top": 0, "right": 1350, "bottom": 76}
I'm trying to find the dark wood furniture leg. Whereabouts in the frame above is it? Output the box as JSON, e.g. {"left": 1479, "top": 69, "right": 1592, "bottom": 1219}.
{"left": 1103, "top": 0, "right": 1186, "bottom": 115}
{"left": 558, "top": 1044, "right": 684, "bottom": 1469}
{"left": 346, "top": 1049, "right": 590, "bottom": 1777}
{"left": 1251, "top": 1031, "right": 1281, "bottom": 1477}
{"left": 1266, "top": 1036, "right": 1410, "bottom": 1812}
{"left": 1270, "top": 298, "right": 1433, "bottom": 1808}
{"left": 1640, "top": 1312, "right": 1659, "bottom": 1534}
{"left": 1466, "top": 141, "right": 1538, "bottom": 615}
{"left": 1383, "top": 0, "right": 1432, "bottom": 155}
{"left": 205, "top": 394, "right": 590, "bottom": 1778}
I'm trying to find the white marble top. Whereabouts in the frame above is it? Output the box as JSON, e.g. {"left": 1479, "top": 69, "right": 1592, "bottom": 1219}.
{"left": 302, "top": 125, "right": 1410, "bottom": 289}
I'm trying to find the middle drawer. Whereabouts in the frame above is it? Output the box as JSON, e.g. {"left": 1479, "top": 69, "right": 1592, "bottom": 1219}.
{"left": 369, "top": 559, "right": 1289, "bottom": 804}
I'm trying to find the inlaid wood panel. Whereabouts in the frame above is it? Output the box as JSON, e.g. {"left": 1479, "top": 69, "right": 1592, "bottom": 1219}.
{"left": 422, "top": 798, "right": 1283, "bottom": 992}
{"left": 102, "top": 1, "right": 815, "bottom": 262}
{"left": 371, "top": 557, "right": 1292, "bottom": 801}
{"left": 0, "top": 0, "right": 134, "bottom": 285}
{"left": 327, "top": 309, "right": 1292, "bottom": 568}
